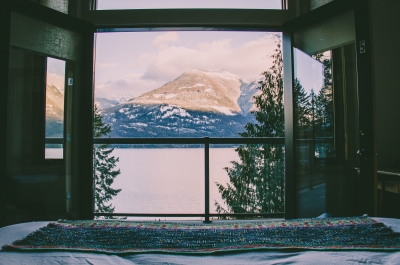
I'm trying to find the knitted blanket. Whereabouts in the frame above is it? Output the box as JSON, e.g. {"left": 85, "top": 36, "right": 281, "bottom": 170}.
{"left": 3, "top": 217, "right": 400, "bottom": 254}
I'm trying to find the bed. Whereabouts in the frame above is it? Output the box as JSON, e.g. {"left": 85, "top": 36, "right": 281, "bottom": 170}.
{"left": 1, "top": 218, "right": 400, "bottom": 265}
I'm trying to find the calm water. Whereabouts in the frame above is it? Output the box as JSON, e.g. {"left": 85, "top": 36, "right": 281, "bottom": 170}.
{"left": 109, "top": 148, "right": 239, "bottom": 218}
{"left": 45, "top": 147, "right": 240, "bottom": 220}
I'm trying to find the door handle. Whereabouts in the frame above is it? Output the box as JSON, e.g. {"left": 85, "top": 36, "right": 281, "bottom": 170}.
{"left": 357, "top": 149, "right": 364, "bottom": 156}
{"left": 357, "top": 149, "right": 367, "bottom": 159}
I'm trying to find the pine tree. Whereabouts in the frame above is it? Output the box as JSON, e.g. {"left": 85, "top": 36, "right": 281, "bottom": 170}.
{"left": 312, "top": 52, "right": 333, "bottom": 138}
{"left": 311, "top": 52, "right": 334, "bottom": 157}
{"left": 93, "top": 104, "right": 121, "bottom": 215}
{"left": 294, "top": 78, "right": 312, "bottom": 131}
{"left": 215, "top": 36, "right": 285, "bottom": 215}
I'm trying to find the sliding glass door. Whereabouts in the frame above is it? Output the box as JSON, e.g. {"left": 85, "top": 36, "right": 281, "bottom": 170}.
{"left": 285, "top": 7, "right": 376, "bottom": 218}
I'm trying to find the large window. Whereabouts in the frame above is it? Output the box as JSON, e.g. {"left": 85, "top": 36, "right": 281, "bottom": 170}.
{"left": 93, "top": 31, "right": 284, "bottom": 220}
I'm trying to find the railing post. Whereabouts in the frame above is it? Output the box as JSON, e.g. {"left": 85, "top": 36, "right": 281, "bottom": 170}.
{"left": 204, "top": 137, "right": 211, "bottom": 223}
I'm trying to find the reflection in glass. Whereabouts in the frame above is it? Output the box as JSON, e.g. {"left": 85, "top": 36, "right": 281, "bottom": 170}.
{"left": 97, "top": 0, "right": 282, "bottom": 10}
{"left": 294, "top": 37, "right": 360, "bottom": 218}
{"left": 294, "top": 48, "right": 333, "bottom": 217}
{"left": 45, "top": 57, "right": 65, "bottom": 159}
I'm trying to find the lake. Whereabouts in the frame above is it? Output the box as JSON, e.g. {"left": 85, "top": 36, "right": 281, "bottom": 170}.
{"left": 109, "top": 148, "right": 239, "bottom": 220}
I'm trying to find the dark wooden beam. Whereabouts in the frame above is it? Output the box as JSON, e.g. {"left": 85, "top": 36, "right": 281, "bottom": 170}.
{"left": 0, "top": 1, "right": 11, "bottom": 228}
{"left": 10, "top": 0, "right": 93, "bottom": 32}
{"left": 86, "top": 9, "right": 289, "bottom": 31}
{"left": 284, "top": 0, "right": 355, "bottom": 32}
{"left": 354, "top": 0, "right": 377, "bottom": 216}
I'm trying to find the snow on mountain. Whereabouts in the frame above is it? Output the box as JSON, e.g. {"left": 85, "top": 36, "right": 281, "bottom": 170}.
{"left": 238, "top": 74, "right": 264, "bottom": 116}
{"left": 44, "top": 69, "right": 265, "bottom": 138}
{"left": 46, "top": 84, "right": 64, "bottom": 121}
{"left": 98, "top": 69, "right": 263, "bottom": 138}
{"left": 45, "top": 84, "right": 64, "bottom": 137}
{"left": 106, "top": 94, "right": 135, "bottom": 103}
{"left": 100, "top": 103, "right": 250, "bottom": 138}
{"left": 130, "top": 69, "right": 243, "bottom": 115}
{"left": 95, "top": 98, "right": 120, "bottom": 110}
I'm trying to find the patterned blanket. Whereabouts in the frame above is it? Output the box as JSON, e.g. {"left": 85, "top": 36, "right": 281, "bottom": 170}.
{"left": 3, "top": 217, "right": 400, "bottom": 254}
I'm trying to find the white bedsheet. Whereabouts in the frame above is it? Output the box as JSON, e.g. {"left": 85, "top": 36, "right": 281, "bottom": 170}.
{"left": 1, "top": 218, "right": 400, "bottom": 265}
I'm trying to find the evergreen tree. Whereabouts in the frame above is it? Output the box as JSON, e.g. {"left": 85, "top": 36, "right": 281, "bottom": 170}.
{"left": 215, "top": 36, "right": 285, "bottom": 215}
{"left": 93, "top": 104, "right": 121, "bottom": 215}
{"left": 312, "top": 52, "right": 333, "bottom": 138}
{"left": 309, "top": 52, "right": 334, "bottom": 158}
{"left": 294, "top": 79, "right": 312, "bottom": 131}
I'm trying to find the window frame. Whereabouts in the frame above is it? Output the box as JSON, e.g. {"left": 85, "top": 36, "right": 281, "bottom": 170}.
{"left": 86, "top": 2, "right": 295, "bottom": 222}
{"left": 87, "top": 0, "right": 365, "bottom": 220}
{"left": 92, "top": 29, "right": 286, "bottom": 221}
{"left": 2, "top": 0, "right": 372, "bottom": 222}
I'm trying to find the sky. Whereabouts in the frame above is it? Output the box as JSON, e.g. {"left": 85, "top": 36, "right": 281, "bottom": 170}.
{"left": 97, "top": 0, "right": 281, "bottom": 10}
{"left": 47, "top": 57, "right": 65, "bottom": 94}
{"left": 94, "top": 31, "right": 281, "bottom": 99}
{"left": 46, "top": 30, "right": 324, "bottom": 101}
{"left": 294, "top": 48, "right": 324, "bottom": 95}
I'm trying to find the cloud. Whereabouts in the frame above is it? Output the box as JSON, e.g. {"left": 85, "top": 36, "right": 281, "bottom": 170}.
{"left": 142, "top": 34, "right": 277, "bottom": 82}
{"left": 152, "top": 32, "right": 179, "bottom": 49}
{"left": 47, "top": 72, "right": 65, "bottom": 93}
{"left": 106, "top": 79, "right": 128, "bottom": 87}
{"left": 95, "top": 33, "right": 280, "bottom": 99}
{"left": 95, "top": 73, "right": 162, "bottom": 99}
{"left": 97, "top": 62, "right": 118, "bottom": 69}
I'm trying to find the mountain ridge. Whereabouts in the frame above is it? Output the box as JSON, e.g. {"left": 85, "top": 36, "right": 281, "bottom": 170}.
{"left": 129, "top": 69, "right": 243, "bottom": 115}
{"left": 96, "top": 69, "right": 262, "bottom": 138}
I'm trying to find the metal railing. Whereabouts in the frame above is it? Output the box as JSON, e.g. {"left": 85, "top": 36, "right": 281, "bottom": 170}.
{"left": 45, "top": 138, "right": 64, "bottom": 144}
{"left": 93, "top": 137, "right": 285, "bottom": 222}
{"left": 47, "top": 136, "right": 335, "bottom": 221}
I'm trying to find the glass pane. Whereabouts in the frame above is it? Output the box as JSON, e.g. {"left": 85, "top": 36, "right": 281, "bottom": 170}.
{"left": 95, "top": 31, "right": 281, "bottom": 138}
{"left": 94, "top": 31, "right": 284, "bottom": 218}
{"left": 293, "top": 48, "right": 328, "bottom": 217}
{"left": 93, "top": 145, "right": 204, "bottom": 219}
{"left": 210, "top": 144, "right": 285, "bottom": 218}
{"left": 293, "top": 44, "right": 359, "bottom": 218}
{"left": 97, "top": 0, "right": 282, "bottom": 10}
{"left": 45, "top": 57, "right": 65, "bottom": 159}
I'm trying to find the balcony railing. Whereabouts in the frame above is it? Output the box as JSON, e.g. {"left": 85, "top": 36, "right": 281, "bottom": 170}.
{"left": 93, "top": 137, "right": 285, "bottom": 222}
{"left": 47, "top": 136, "right": 334, "bottom": 221}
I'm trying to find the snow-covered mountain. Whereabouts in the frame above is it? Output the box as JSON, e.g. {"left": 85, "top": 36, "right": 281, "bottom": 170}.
{"left": 43, "top": 69, "right": 265, "bottom": 138}
{"left": 100, "top": 104, "right": 251, "bottom": 138}
{"left": 46, "top": 84, "right": 64, "bottom": 121}
{"left": 97, "top": 69, "right": 263, "bottom": 138}
{"left": 238, "top": 74, "right": 264, "bottom": 116}
{"left": 45, "top": 84, "right": 64, "bottom": 137}
{"left": 131, "top": 69, "right": 243, "bottom": 115}
{"left": 95, "top": 98, "right": 120, "bottom": 110}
